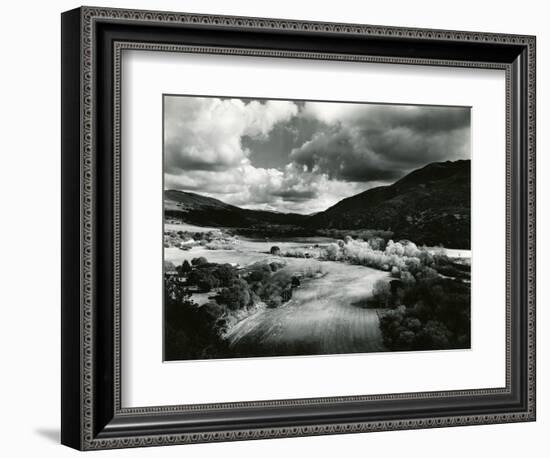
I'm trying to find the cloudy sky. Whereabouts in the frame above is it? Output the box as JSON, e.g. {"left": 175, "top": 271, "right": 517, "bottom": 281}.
{"left": 164, "top": 95, "right": 470, "bottom": 214}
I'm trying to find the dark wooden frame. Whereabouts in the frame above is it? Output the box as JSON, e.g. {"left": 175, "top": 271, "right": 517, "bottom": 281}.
{"left": 61, "top": 6, "right": 536, "bottom": 450}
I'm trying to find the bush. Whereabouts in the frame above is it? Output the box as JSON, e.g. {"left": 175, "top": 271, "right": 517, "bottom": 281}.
{"left": 197, "top": 276, "right": 218, "bottom": 292}
{"left": 378, "top": 270, "right": 470, "bottom": 351}
{"left": 402, "top": 241, "right": 421, "bottom": 258}
{"left": 266, "top": 293, "right": 283, "bottom": 308}
{"left": 416, "top": 320, "right": 452, "bottom": 349}
{"left": 187, "top": 268, "right": 219, "bottom": 292}
{"left": 385, "top": 240, "right": 405, "bottom": 257}
{"left": 164, "top": 277, "right": 228, "bottom": 360}
{"left": 368, "top": 237, "right": 386, "bottom": 251}
{"left": 178, "top": 260, "right": 192, "bottom": 274}
{"left": 316, "top": 237, "right": 440, "bottom": 274}
{"left": 216, "top": 279, "right": 252, "bottom": 310}
{"left": 368, "top": 279, "right": 392, "bottom": 308}
{"left": 213, "top": 264, "right": 238, "bottom": 287}
{"left": 248, "top": 264, "right": 271, "bottom": 283}
{"left": 269, "top": 261, "right": 285, "bottom": 272}
{"left": 191, "top": 256, "right": 208, "bottom": 266}
{"left": 400, "top": 270, "right": 416, "bottom": 286}
{"left": 253, "top": 270, "right": 295, "bottom": 308}
{"left": 325, "top": 243, "right": 340, "bottom": 261}
{"left": 415, "top": 266, "right": 438, "bottom": 281}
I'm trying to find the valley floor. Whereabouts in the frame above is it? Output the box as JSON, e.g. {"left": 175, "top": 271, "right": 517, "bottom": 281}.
{"left": 224, "top": 260, "right": 389, "bottom": 357}
{"left": 165, "top": 230, "right": 391, "bottom": 358}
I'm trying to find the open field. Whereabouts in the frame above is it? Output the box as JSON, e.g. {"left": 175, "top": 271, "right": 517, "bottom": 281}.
{"left": 165, "top": 236, "right": 334, "bottom": 267}
{"left": 225, "top": 261, "right": 389, "bottom": 357}
{"left": 165, "top": 222, "right": 220, "bottom": 233}
{"left": 165, "top": 223, "right": 392, "bottom": 357}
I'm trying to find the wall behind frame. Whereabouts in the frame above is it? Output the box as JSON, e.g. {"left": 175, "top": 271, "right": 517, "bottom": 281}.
{"left": 0, "top": 0, "right": 545, "bottom": 457}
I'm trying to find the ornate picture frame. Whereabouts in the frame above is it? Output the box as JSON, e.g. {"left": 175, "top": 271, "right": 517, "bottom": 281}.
{"left": 61, "top": 6, "right": 536, "bottom": 450}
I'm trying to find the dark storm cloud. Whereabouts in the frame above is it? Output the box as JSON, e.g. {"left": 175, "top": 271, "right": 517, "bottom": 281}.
{"left": 365, "top": 105, "right": 470, "bottom": 133}
{"left": 164, "top": 96, "right": 470, "bottom": 213}
{"left": 272, "top": 188, "right": 319, "bottom": 202}
{"left": 292, "top": 103, "right": 471, "bottom": 182}
{"left": 242, "top": 116, "right": 326, "bottom": 169}
{"left": 290, "top": 128, "right": 402, "bottom": 182}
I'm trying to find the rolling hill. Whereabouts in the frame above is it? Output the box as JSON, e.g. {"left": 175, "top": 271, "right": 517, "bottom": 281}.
{"left": 165, "top": 189, "right": 308, "bottom": 228}
{"left": 307, "top": 160, "right": 471, "bottom": 248}
{"left": 165, "top": 160, "right": 471, "bottom": 248}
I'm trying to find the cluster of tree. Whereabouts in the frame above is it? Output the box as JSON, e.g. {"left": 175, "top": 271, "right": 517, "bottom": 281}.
{"left": 164, "top": 228, "right": 238, "bottom": 249}
{"left": 316, "top": 228, "right": 394, "bottom": 242}
{"left": 176, "top": 256, "right": 297, "bottom": 311}
{"left": 164, "top": 276, "right": 229, "bottom": 360}
{"left": 431, "top": 255, "right": 471, "bottom": 280}
{"left": 306, "top": 237, "right": 470, "bottom": 285}
{"left": 165, "top": 259, "right": 259, "bottom": 359}
{"left": 164, "top": 256, "right": 302, "bottom": 359}
{"left": 242, "top": 262, "right": 295, "bottom": 308}
{"left": 232, "top": 224, "right": 311, "bottom": 239}
{"left": 284, "top": 237, "right": 432, "bottom": 275}
{"left": 182, "top": 257, "right": 241, "bottom": 293}
{"left": 372, "top": 264, "right": 470, "bottom": 351}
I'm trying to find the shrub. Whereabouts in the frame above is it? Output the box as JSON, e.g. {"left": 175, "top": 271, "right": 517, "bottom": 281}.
{"left": 416, "top": 320, "right": 452, "bottom": 349}
{"left": 269, "top": 261, "right": 285, "bottom": 272}
{"left": 369, "top": 279, "right": 392, "bottom": 308}
{"left": 164, "top": 278, "right": 228, "bottom": 360}
{"left": 187, "top": 268, "right": 219, "bottom": 292}
{"left": 368, "top": 237, "right": 386, "bottom": 251}
{"left": 266, "top": 293, "right": 283, "bottom": 308}
{"left": 400, "top": 270, "right": 416, "bottom": 286}
{"left": 213, "top": 264, "right": 238, "bottom": 287}
{"left": 402, "top": 241, "right": 421, "bottom": 258}
{"left": 205, "top": 240, "right": 235, "bottom": 250}
{"left": 247, "top": 263, "right": 272, "bottom": 283}
{"left": 191, "top": 256, "right": 208, "bottom": 266}
{"left": 178, "top": 260, "right": 192, "bottom": 274}
{"left": 415, "top": 266, "right": 438, "bottom": 281}
{"left": 216, "top": 279, "right": 252, "bottom": 310}
{"left": 378, "top": 271, "right": 470, "bottom": 351}
{"left": 317, "top": 238, "right": 437, "bottom": 274}
{"left": 385, "top": 240, "right": 405, "bottom": 257}
{"left": 325, "top": 243, "right": 340, "bottom": 261}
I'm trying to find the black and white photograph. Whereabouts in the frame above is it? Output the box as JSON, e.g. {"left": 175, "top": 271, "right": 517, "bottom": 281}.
{"left": 163, "top": 95, "right": 472, "bottom": 361}
{"left": 53, "top": 3, "right": 538, "bottom": 452}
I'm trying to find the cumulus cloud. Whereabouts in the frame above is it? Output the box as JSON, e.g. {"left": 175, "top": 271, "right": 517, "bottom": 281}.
{"left": 164, "top": 95, "right": 470, "bottom": 214}
{"left": 290, "top": 127, "right": 401, "bottom": 182}
{"left": 164, "top": 96, "right": 298, "bottom": 173}
{"left": 165, "top": 159, "right": 367, "bottom": 214}
{"left": 294, "top": 102, "right": 470, "bottom": 182}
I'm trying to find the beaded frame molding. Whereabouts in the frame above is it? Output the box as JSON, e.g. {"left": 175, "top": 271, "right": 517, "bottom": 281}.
{"left": 61, "top": 6, "right": 536, "bottom": 451}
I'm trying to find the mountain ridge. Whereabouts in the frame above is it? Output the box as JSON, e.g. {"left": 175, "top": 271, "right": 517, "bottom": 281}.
{"left": 165, "top": 159, "right": 470, "bottom": 248}
{"left": 306, "top": 159, "right": 470, "bottom": 248}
